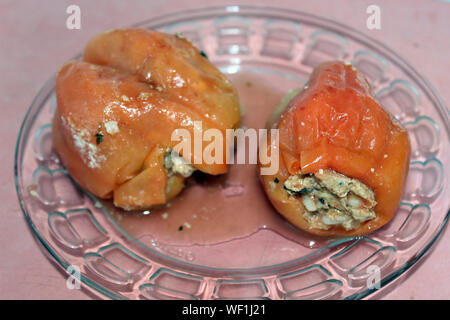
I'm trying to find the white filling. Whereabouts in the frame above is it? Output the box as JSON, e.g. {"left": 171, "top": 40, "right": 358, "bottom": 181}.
{"left": 164, "top": 150, "right": 195, "bottom": 178}
{"left": 284, "top": 169, "right": 377, "bottom": 231}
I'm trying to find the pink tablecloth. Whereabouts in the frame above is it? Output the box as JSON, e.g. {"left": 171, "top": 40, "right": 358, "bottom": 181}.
{"left": 0, "top": 0, "right": 448, "bottom": 299}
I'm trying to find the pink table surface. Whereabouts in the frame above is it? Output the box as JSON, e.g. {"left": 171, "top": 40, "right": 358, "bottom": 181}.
{"left": 0, "top": 0, "right": 448, "bottom": 300}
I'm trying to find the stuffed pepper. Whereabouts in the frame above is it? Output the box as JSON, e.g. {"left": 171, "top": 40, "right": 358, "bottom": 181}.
{"left": 260, "top": 61, "right": 411, "bottom": 236}
{"left": 53, "top": 29, "right": 241, "bottom": 210}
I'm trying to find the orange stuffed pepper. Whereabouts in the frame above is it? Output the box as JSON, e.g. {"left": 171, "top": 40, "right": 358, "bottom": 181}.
{"left": 53, "top": 29, "right": 240, "bottom": 210}
{"left": 260, "top": 61, "right": 411, "bottom": 237}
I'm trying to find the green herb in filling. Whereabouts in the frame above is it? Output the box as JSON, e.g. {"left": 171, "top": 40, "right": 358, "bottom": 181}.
{"left": 95, "top": 133, "right": 104, "bottom": 145}
{"left": 283, "top": 186, "right": 311, "bottom": 196}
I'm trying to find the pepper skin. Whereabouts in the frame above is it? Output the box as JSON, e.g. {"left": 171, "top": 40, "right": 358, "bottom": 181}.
{"left": 260, "top": 61, "right": 411, "bottom": 237}
{"left": 53, "top": 29, "right": 241, "bottom": 210}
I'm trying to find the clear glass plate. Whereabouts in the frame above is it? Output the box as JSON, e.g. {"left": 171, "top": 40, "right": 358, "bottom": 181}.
{"left": 15, "top": 6, "right": 449, "bottom": 300}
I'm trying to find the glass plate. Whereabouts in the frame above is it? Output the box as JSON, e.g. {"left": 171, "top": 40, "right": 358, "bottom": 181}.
{"left": 15, "top": 6, "right": 449, "bottom": 300}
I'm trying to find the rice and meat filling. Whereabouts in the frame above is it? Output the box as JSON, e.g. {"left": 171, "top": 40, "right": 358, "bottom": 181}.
{"left": 283, "top": 169, "right": 377, "bottom": 231}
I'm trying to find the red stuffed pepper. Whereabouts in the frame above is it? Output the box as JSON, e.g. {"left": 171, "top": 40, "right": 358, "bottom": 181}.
{"left": 260, "top": 61, "right": 411, "bottom": 237}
